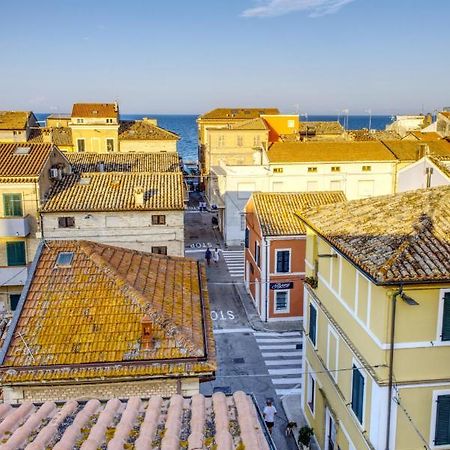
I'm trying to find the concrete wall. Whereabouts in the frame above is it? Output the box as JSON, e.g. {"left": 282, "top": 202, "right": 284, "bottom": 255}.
{"left": 69, "top": 125, "right": 119, "bottom": 153}
{"left": 119, "top": 139, "right": 178, "bottom": 153}
{"left": 397, "top": 158, "right": 449, "bottom": 192}
{"left": 42, "top": 210, "right": 185, "bottom": 256}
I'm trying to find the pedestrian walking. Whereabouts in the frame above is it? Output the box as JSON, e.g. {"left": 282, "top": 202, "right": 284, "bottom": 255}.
{"left": 205, "top": 247, "right": 212, "bottom": 266}
{"left": 263, "top": 400, "right": 277, "bottom": 434}
{"left": 212, "top": 247, "right": 221, "bottom": 265}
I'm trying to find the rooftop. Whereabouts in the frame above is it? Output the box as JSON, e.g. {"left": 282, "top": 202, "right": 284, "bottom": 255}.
{"left": 348, "top": 129, "right": 401, "bottom": 141}
{"left": 67, "top": 152, "right": 180, "bottom": 173}
{"left": 0, "top": 111, "right": 32, "bottom": 130}
{"left": 229, "top": 117, "right": 269, "bottom": 130}
{"left": 41, "top": 172, "right": 185, "bottom": 212}
{"left": 440, "top": 111, "right": 450, "bottom": 119}
{"left": 199, "top": 108, "right": 279, "bottom": 120}
{"left": 299, "top": 121, "right": 344, "bottom": 135}
{"left": 252, "top": 192, "right": 346, "bottom": 236}
{"left": 119, "top": 120, "right": 179, "bottom": 140}
{"left": 46, "top": 113, "right": 71, "bottom": 120}
{"left": 298, "top": 186, "right": 450, "bottom": 285}
{"left": 267, "top": 141, "right": 397, "bottom": 163}
{"left": 0, "top": 240, "right": 215, "bottom": 383}
{"left": 402, "top": 131, "right": 443, "bottom": 141}
{"left": 71, "top": 103, "right": 118, "bottom": 118}
{"left": 381, "top": 139, "right": 450, "bottom": 160}
{"left": 0, "top": 143, "right": 57, "bottom": 181}
{"left": 0, "top": 392, "right": 269, "bottom": 450}
{"left": 27, "top": 127, "right": 73, "bottom": 147}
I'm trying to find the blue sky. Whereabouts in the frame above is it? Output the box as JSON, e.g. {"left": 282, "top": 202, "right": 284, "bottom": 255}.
{"left": 1, "top": 0, "right": 449, "bottom": 114}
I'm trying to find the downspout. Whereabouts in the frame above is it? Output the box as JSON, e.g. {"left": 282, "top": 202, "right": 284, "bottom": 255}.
{"left": 385, "top": 288, "right": 400, "bottom": 450}
{"left": 263, "top": 237, "right": 270, "bottom": 322}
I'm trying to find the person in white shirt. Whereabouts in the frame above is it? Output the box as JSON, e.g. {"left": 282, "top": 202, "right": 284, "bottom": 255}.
{"left": 263, "top": 400, "right": 277, "bottom": 434}
{"left": 212, "top": 247, "right": 221, "bottom": 265}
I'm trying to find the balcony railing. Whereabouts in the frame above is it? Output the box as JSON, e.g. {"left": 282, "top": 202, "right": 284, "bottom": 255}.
{"left": 0, "top": 266, "right": 28, "bottom": 286}
{"left": 0, "top": 215, "right": 32, "bottom": 237}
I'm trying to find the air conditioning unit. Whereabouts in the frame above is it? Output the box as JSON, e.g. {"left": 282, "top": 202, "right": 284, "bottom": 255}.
{"left": 49, "top": 167, "right": 62, "bottom": 180}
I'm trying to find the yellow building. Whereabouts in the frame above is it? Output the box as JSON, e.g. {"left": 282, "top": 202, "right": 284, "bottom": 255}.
{"left": 297, "top": 186, "right": 450, "bottom": 450}
{"left": 0, "top": 143, "right": 70, "bottom": 312}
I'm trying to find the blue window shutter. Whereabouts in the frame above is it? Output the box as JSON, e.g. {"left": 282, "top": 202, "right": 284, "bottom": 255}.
{"left": 352, "top": 366, "right": 365, "bottom": 423}
{"left": 245, "top": 228, "right": 249, "bottom": 248}
{"left": 309, "top": 303, "right": 317, "bottom": 345}
{"left": 442, "top": 293, "right": 450, "bottom": 341}
{"left": 6, "top": 241, "right": 26, "bottom": 266}
{"left": 435, "top": 395, "right": 450, "bottom": 445}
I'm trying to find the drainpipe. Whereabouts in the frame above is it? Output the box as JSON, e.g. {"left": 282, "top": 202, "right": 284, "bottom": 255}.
{"left": 385, "top": 288, "right": 400, "bottom": 450}
{"left": 263, "top": 237, "right": 270, "bottom": 322}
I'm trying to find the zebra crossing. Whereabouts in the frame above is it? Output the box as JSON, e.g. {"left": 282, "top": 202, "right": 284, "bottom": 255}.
{"left": 223, "top": 250, "right": 245, "bottom": 278}
{"left": 254, "top": 330, "right": 303, "bottom": 397}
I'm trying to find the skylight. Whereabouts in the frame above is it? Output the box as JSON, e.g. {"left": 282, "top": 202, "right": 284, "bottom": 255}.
{"left": 55, "top": 252, "right": 74, "bottom": 267}
{"left": 14, "top": 146, "right": 31, "bottom": 155}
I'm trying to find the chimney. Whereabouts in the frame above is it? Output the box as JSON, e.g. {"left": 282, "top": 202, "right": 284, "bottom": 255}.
{"left": 143, "top": 117, "right": 158, "bottom": 126}
{"left": 141, "top": 315, "right": 153, "bottom": 350}
{"left": 134, "top": 186, "right": 144, "bottom": 207}
{"left": 98, "top": 161, "right": 105, "bottom": 172}
{"left": 113, "top": 101, "right": 118, "bottom": 113}
{"left": 417, "top": 143, "right": 430, "bottom": 160}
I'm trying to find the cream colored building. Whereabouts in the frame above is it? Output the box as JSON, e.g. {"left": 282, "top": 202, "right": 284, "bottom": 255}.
{"left": 298, "top": 186, "right": 450, "bottom": 450}
{"left": 0, "top": 143, "right": 70, "bottom": 312}
{"left": 0, "top": 111, "right": 39, "bottom": 142}
{"left": 41, "top": 172, "right": 186, "bottom": 256}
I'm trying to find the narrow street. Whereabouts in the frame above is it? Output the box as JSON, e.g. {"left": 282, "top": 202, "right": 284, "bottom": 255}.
{"left": 185, "top": 193, "right": 300, "bottom": 450}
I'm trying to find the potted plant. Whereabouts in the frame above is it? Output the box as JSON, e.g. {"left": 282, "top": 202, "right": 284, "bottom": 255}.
{"left": 298, "top": 426, "right": 314, "bottom": 449}
{"left": 304, "top": 276, "right": 318, "bottom": 289}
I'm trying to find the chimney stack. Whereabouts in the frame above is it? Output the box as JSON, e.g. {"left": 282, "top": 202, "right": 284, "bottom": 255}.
{"left": 141, "top": 315, "right": 153, "bottom": 350}
{"left": 134, "top": 186, "right": 144, "bottom": 207}
{"left": 113, "top": 101, "right": 118, "bottom": 113}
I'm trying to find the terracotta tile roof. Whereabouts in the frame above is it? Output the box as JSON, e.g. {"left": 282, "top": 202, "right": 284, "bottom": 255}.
{"left": 0, "top": 392, "right": 269, "bottom": 450}
{"left": 381, "top": 139, "right": 450, "bottom": 160}
{"left": 0, "top": 111, "right": 32, "bottom": 130}
{"left": 349, "top": 129, "right": 401, "bottom": 141}
{"left": 67, "top": 152, "right": 180, "bottom": 173}
{"left": 27, "top": 127, "right": 73, "bottom": 147}
{"left": 200, "top": 108, "right": 279, "bottom": 120}
{"left": 1, "top": 240, "right": 216, "bottom": 383}
{"left": 402, "top": 131, "right": 443, "bottom": 141}
{"left": 46, "top": 113, "right": 71, "bottom": 120}
{"left": 71, "top": 103, "right": 118, "bottom": 118}
{"left": 252, "top": 192, "right": 346, "bottom": 236}
{"left": 230, "top": 117, "right": 268, "bottom": 130}
{"left": 119, "top": 120, "right": 179, "bottom": 140}
{"left": 267, "top": 141, "right": 396, "bottom": 163}
{"left": 300, "top": 121, "right": 344, "bottom": 135}
{"left": 441, "top": 111, "right": 450, "bottom": 119}
{"left": 41, "top": 172, "right": 185, "bottom": 212}
{"left": 298, "top": 186, "right": 450, "bottom": 284}
{"left": 0, "top": 143, "right": 55, "bottom": 180}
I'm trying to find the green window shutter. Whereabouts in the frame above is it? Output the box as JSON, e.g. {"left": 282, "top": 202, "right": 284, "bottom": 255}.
{"left": 442, "top": 293, "right": 450, "bottom": 341}
{"left": 6, "top": 241, "right": 26, "bottom": 266}
{"left": 351, "top": 366, "right": 365, "bottom": 423}
{"left": 435, "top": 395, "right": 450, "bottom": 445}
{"left": 309, "top": 303, "right": 317, "bottom": 345}
{"left": 9, "top": 294, "right": 21, "bottom": 311}
{"left": 3, "top": 193, "right": 23, "bottom": 217}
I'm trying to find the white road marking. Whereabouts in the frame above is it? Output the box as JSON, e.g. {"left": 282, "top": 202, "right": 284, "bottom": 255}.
{"left": 259, "top": 344, "right": 298, "bottom": 350}
{"left": 275, "top": 388, "right": 302, "bottom": 395}
{"left": 262, "top": 351, "right": 302, "bottom": 358}
{"left": 253, "top": 331, "right": 301, "bottom": 337}
{"left": 265, "top": 359, "right": 301, "bottom": 366}
{"left": 268, "top": 368, "right": 302, "bottom": 376}
{"left": 272, "top": 377, "right": 303, "bottom": 385}
{"left": 256, "top": 337, "right": 302, "bottom": 344}
{"left": 213, "top": 328, "right": 253, "bottom": 334}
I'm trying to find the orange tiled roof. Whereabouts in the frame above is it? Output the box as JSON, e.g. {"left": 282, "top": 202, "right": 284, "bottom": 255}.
{"left": 67, "top": 152, "right": 180, "bottom": 173}
{"left": 252, "top": 192, "right": 346, "bottom": 236}
{"left": 71, "top": 103, "right": 118, "bottom": 118}
{"left": 27, "top": 127, "right": 73, "bottom": 147}
{"left": 0, "top": 392, "right": 269, "bottom": 449}
{"left": 441, "top": 111, "right": 450, "bottom": 119}
{"left": 230, "top": 117, "right": 269, "bottom": 130}
{"left": 267, "top": 141, "right": 397, "bottom": 163}
{"left": 402, "top": 131, "right": 443, "bottom": 141}
{"left": 300, "top": 121, "right": 344, "bottom": 135}
{"left": 298, "top": 186, "right": 450, "bottom": 284}
{"left": 41, "top": 172, "right": 185, "bottom": 212}
{"left": 0, "top": 143, "right": 56, "bottom": 180}
{"left": 0, "top": 240, "right": 216, "bottom": 383}
{"left": 200, "top": 108, "right": 279, "bottom": 120}
{"left": 381, "top": 139, "right": 450, "bottom": 160}
{"left": 0, "top": 111, "right": 32, "bottom": 130}
{"left": 119, "top": 120, "right": 179, "bottom": 140}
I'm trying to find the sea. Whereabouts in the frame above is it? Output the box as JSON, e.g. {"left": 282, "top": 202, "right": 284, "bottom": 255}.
{"left": 35, "top": 113, "right": 394, "bottom": 163}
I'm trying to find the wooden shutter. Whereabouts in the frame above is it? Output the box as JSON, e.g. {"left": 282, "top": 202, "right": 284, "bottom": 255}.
{"left": 435, "top": 395, "right": 450, "bottom": 445}
{"left": 309, "top": 303, "right": 317, "bottom": 345}
{"left": 351, "top": 367, "right": 365, "bottom": 423}
{"left": 244, "top": 229, "right": 249, "bottom": 248}
{"left": 442, "top": 293, "right": 450, "bottom": 341}
{"left": 6, "top": 241, "right": 26, "bottom": 266}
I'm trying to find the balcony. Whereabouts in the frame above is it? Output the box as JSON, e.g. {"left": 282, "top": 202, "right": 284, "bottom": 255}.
{"left": 0, "top": 215, "right": 32, "bottom": 237}
{"left": 0, "top": 266, "right": 28, "bottom": 286}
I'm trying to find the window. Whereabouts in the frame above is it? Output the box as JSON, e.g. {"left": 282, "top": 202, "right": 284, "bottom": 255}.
{"left": 309, "top": 302, "right": 317, "bottom": 345}
{"left": 106, "top": 139, "right": 114, "bottom": 152}
{"left": 240, "top": 213, "right": 245, "bottom": 231}
{"left": 331, "top": 166, "right": 341, "bottom": 172}
{"left": 77, "top": 139, "right": 86, "bottom": 152}
{"left": 435, "top": 394, "right": 450, "bottom": 445}
{"left": 275, "top": 291, "right": 289, "bottom": 312}
{"left": 3, "top": 193, "right": 23, "bottom": 217}
{"left": 58, "top": 217, "right": 75, "bottom": 228}
{"left": 218, "top": 135, "right": 225, "bottom": 147}
{"left": 76, "top": 118, "right": 84, "bottom": 124}
{"left": 55, "top": 251, "right": 74, "bottom": 267}
{"left": 14, "top": 146, "right": 31, "bottom": 155}
{"left": 250, "top": 263, "right": 254, "bottom": 274}
{"left": 151, "top": 215, "right": 166, "bottom": 225}
{"left": 245, "top": 228, "right": 249, "bottom": 248}
{"left": 441, "top": 292, "right": 450, "bottom": 341}
{"left": 307, "top": 372, "right": 315, "bottom": 413}
{"left": 276, "top": 250, "right": 290, "bottom": 273}
{"left": 151, "top": 246, "right": 167, "bottom": 255}
{"left": 6, "top": 241, "right": 26, "bottom": 266}
{"left": 254, "top": 242, "right": 260, "bottom": 267}
{"left": 106, "top": 118, "right": 113, "bottom": 124}
{"left": 362, "top": 165, "right": 372, "bottom": 172}
{"left": 237, "top": 135, "right": 243, "bottom": 147}
{"left": 9, "top": 294, "right": 21, "bottom": 311}
{"left": 273, "top": 167, "right": 284, "bottom": 174}
{"left": 288, "top": 119, "right": 295, "bottom": 128}
{"left": 351, "top": 365, "right": 365, "bottom": 424}
{"left": 307, "top": 167, "right": 318, "bottom": 173}
{"left": 253, "top": 135, "right": 261, "bottom": 147}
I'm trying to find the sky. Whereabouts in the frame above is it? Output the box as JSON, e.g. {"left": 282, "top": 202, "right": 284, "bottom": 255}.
{"left": 1, "top": 0, "right": 449, "bottom": 115}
